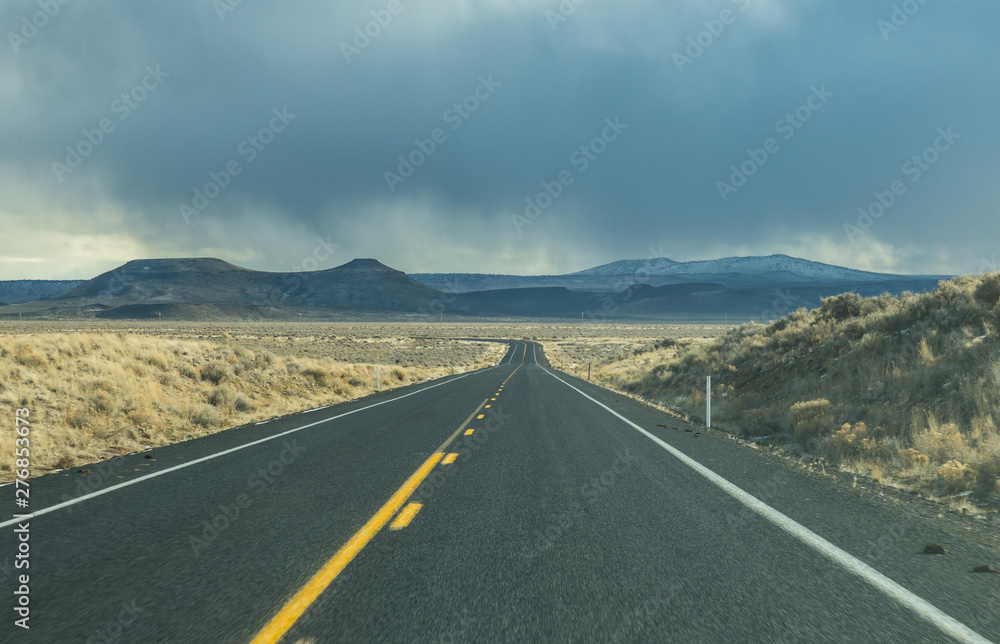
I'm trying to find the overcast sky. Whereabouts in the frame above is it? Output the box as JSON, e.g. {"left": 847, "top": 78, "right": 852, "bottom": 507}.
{"left": 1, "top": 0, "right": 997, "bottom": 279}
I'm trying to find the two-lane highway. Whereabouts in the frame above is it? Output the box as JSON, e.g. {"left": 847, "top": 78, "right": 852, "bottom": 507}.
{"left": 3, "top": 341, "right": 998, "bottom": 642}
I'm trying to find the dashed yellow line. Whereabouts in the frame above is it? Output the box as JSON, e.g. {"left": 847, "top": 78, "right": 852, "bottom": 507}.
{"left": 389, "top": 503, "right": 422, "bottom": 530}
{"left": 442, "top": 453, "right": 458, "bottom": 464}
{"left": 477, "top": 414, "right": 484, "bottom": 419}
{"left": 249, "top": 453, "right": 442, "bottom": 643}
{"left": 464, "top": 428, "right": 475, "bottom": 436}
{"left": 250, "top": 395, "right": 490, "bottom": 644}
{"left": 485, "top": 405, "right": 491, "bottom": 408}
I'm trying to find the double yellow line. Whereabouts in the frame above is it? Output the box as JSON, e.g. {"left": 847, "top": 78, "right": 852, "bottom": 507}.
{"left": 250, "top": 393, "right": 495, "bottom": 643}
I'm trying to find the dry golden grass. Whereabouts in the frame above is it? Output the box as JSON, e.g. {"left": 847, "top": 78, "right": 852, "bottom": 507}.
{"left": 0, "top": 329, "right": 506, "bottom": 482}
{"left": 577, "top": 274, "right": 1000, "bottom": 507}
{"left": 534, "top": 324, "right": 730, "bottom": 377}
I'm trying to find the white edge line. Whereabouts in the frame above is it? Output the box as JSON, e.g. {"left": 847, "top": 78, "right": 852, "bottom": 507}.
{"left": 0, "top": 369, "right": 483, "bottom": 529}
{"left": 504, "top": 342, "right": 516, "bottom": 365}
{"left": 540, "top": 366, "right": 993, "bottom": 644}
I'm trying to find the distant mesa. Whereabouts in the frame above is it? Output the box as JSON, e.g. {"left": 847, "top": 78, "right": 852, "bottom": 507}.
{"left": 0, "top": 253, "right": 950, "bottom": 322}
{"left": 1, "top": 257, "right": 463, "bottom": 321}
{"left": 410, "top": 253, "right": 946, "bottom": 295}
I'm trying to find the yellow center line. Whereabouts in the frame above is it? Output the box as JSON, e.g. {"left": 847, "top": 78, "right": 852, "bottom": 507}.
{"left": 442, "top": 453, "right": 458, "bottom": 464}
{"left": 464, "top": 428, "right": 475, "bottom": 435}
{"left": 389, "top": 503, "right": 422, "bottom": 530}
{"left": 477, "top": 414, "right": 484, "bottom": 419}
{"left": 249, "top": 453, "right": 441, "bottom": 643}
{"left": 250, "top": 396, "right": 491, "bottom": 644}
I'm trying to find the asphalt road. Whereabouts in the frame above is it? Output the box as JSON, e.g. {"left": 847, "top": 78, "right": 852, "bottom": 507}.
{"left": 2, "top": 341, "right": 998, "bottom": 642}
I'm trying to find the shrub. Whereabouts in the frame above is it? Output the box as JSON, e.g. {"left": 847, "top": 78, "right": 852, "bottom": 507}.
{"left": 65, "top": 406, "right": 90, "bottom": 429}
{"left": 917, "top": 338, "right": 935, "bottom": 365}
{"left": 821, "top": 422, "right": 891, "bottom": 462}
{"left": 789, "top": 399, "right": 834, "bottom": 444}
{"left": 913, "top": 424, "right": 967, "bottom": 463}
{"left": 973, "top": 272, "right": 1000, "bottom": 307}
{"left": 208, "top": 385, "right": 237, "bottom": 408}
{"left": 898, "top": 448, "right": 929, "bottom": 468}
{"left": 15, "top": 344, "right": 47, "bottom": 367}
{"left": 208, "top": 386, "right": 252, "bottom": 412}
{"left": 91, "top": 392, "right": 116, "bottom": 414}
{"left": 255, "top": 351, "right": 280, "bottom": 367}
{"left": 125, "top": 408, "right": 156, "bottom": 430}
{"left": 143, "top": 352, "right": 170, "bottom": 370}
{"left": 200, "top": 362, "right": 231, "bottom": 384}
{"left": 302, "top": 368, "right": 333, "bottom": 387}
{"left": 191, "top": 405, "right": 222, "bottom": 427}
{"left": 820, "top": 292, "right": 863, "bottom": 321}
{"left": 934, "top": 460, "right": 977, "bottom": 493}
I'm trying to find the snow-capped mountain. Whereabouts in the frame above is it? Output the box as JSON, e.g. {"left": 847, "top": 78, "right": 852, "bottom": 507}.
{"left": 412, "top": 253, "right": 935, "bottom": 293}
{"left": 571, "top": 254, "right": 893, "bottom": 283}
{"left": 566, "top": 258, "right": 679, "bottom": 276}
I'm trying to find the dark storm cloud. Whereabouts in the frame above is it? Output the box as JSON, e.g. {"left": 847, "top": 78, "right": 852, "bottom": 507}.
{"left": 1, "top": 0, "right": 998, "bottom": 278}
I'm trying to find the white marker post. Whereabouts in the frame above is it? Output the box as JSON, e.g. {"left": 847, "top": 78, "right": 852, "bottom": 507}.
{"left": 706, "top": 376, "right": 711, "bottom": 428}
{"left": 376, "top": 365, "right": 380, "bottom": 391}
